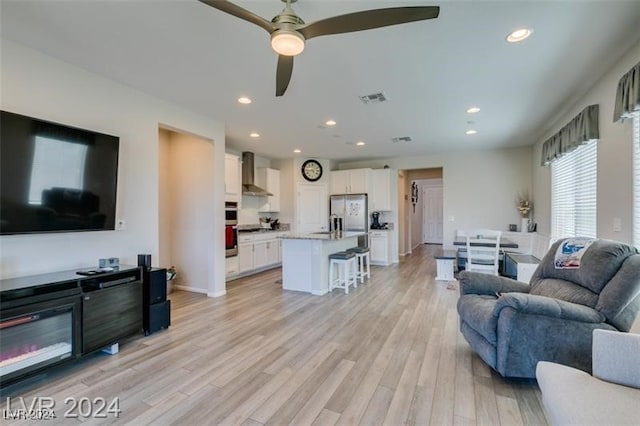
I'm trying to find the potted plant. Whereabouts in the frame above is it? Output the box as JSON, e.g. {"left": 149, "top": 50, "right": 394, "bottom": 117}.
{"left": 166, "top": 266, "right": 177, "bottom": 294}
{"left": 517, "top": 194, "right": 532, "bottom": 232}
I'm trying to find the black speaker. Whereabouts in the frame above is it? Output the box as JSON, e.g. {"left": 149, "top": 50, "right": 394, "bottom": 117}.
{"left": 144, "top": 300, "right": 171, "bottom": 336}
{"left": 143, "top": 268, "right": 167, "bottom": 305}
{"left": 137, "top": 254, "right": 152, "bottom": 270}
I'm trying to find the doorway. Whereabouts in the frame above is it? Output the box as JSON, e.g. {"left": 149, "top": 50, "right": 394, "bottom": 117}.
{"left": 398, "top": 168, "right": 443, "bottom": 255}
{"left": 158, "top": 128, "right": 214, "bottom": 294}
{"left": 422, "top": 180, "right": 443, "bottom": 244}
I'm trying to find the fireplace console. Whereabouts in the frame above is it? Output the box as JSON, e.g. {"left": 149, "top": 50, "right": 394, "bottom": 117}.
{"left": 0, "top": 266, "right": 142, "bottom": 387}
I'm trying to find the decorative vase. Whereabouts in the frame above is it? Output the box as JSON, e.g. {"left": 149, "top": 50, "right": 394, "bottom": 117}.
{"left": 521, "top": 217, "right": 529, "bottom": 233}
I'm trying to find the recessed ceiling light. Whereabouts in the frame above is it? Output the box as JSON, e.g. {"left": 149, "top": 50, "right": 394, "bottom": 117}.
{"left": 356, "top": 141, "right": 366, "bottom": 146}
{"left": 250, "top": 132, "right": 260, "bottom": 138}
{"left": 293, "top": 149, "right": 301, "bottom": 153}
{"left": 466, "top": 130, "right": 478, "bottom": 135}
{"left": 506, "top": 28, "right": 532, "bottom": 43}
{"left": 466, "top": 107, "right": 481, "bottom": 114}
{"left": 238, "top": 97, "right": 252, "bottom": 104}
{"left": 325, "top": 119, "right": 337, "bottom": 127}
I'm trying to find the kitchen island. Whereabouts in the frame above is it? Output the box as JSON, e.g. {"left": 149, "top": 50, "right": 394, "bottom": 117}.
{"left": 279, "top": 231, "right": 367, "bottom": 295}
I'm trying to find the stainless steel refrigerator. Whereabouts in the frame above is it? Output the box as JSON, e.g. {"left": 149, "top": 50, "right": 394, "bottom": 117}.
{"left": 330, "top": 194, "right": 368, "bottom": 248}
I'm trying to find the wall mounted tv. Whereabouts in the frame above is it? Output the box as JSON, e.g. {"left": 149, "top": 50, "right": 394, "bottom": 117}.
{"left": 1, "top": 111, "right": 119, "bottom": 235}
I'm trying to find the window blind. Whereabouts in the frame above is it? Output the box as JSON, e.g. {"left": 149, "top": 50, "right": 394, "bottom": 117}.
{"left": 551, "top": 139, "right": 597, "bottom": 240}
{"left": 633, "top": 115, "right": 640, "bottom": 248}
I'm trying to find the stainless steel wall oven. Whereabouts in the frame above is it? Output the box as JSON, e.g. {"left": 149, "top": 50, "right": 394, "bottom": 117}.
{"left": 225, "top": 201, "right": 238, "bottom": 257}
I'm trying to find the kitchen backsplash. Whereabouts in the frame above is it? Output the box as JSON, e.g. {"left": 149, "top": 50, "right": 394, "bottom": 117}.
{"left": 237, "top": 196, "right": 278, "bottom": 225}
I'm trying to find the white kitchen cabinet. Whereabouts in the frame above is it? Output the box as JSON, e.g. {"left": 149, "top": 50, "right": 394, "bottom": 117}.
{"left": 266, "top": 240, "right": 279, "bottom": 265}
{"left": 348, "top": 169, "right": 370, "bottom": 194}
{"left": 225, "top": 153, "right": 241, "bottom": 202}
{"left": 236, "top": 233, "right": 282, "bottom": 276}
{"left": 253, "top": 240, "right": 269, "bottom": 269}
{"left": 256, "top": 168, "right": 281, "bottom": 212}
{"left": 370, "top": 169, "right": 392, "bottom": 211}
{"left": 297, "top": 183, "right": 328, "bottom": 233}
{"left": 226, "top": 256, "right": 239, "bottom": 276}
{"left": 238, "top": 241, "right": 253, "bottom": 272}
{"left": 330, "top": 170, "right": 350, "bottom": 194}
{"left": 330, "top": 169, "right": 371, "bottom": 195}
{"left": 370, "top": 230, "right": 390, "bottom": 265}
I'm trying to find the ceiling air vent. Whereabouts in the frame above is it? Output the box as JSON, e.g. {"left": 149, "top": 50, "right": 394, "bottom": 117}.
{"left": 359, "top": 92, "right": 388, "bottom": 104}
{"left": 392, "top": 136, "right": 412, "bottom": 143}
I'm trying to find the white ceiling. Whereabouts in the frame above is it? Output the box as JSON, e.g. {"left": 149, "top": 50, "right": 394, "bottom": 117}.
{"left": 2, "top": 0, "right": 640, "bottom": 161}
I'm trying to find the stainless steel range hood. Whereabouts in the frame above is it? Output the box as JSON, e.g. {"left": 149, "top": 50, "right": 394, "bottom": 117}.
{"left": 242, "top": 152, "right": 273, "bottom": 196}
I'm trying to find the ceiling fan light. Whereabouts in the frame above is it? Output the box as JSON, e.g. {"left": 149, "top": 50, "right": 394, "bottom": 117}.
{"left": 271, "top": 30, "right": 305, "bottom": 56}
{"left": 506, "top": 28, "right": 532, "bottom": 43}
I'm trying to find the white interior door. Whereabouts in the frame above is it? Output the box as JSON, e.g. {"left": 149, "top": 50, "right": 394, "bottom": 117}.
{"left": 423, "top": 186, "right": 443, "bottom": 244}
{"left": 297, "top": 183, "right": 328, "bottom": 233}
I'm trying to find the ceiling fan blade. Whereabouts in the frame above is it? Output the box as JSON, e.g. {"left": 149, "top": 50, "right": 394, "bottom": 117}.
{"left": 299, "top": 6, "right": 439, "bottom": 40}
{"left": 198, "top": 0, "right": 275, "bottom": 33}
{"left": 276, "top": 55, "right": 294, "bottom": 97}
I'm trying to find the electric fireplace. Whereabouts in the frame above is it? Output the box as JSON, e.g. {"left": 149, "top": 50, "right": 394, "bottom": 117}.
{"left": 0, "top": 289, "right": 81, "bottom": 385}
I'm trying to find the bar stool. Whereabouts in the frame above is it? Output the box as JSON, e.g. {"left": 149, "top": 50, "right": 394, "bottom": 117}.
{"left": 329, "top": 251, "right": 357, "bottom": 294}
{"left": 347, "top": 246, "right": 371, "bottom": 284}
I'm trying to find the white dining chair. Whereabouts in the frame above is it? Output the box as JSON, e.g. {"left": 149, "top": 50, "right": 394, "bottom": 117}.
{"left": 465, "top": 229, "right": 502, "bottom": 275}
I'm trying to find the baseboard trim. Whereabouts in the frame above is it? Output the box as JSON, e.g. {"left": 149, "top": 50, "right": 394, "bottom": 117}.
{"left": 311, "top": 289, "right": 328, "bottom": 296}
{"left": 174, "top": 284, "right": 208, "bottom": 294}
{"left": 207, "top": 290, "right": 227, "bottom": 298}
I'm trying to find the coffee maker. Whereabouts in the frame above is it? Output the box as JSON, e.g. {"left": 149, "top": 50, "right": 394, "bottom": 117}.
{"left": 371, "top": 212, "right": 382, "bottom": 229}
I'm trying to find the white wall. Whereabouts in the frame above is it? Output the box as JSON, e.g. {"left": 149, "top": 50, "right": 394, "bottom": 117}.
{"left": 532, "top": 40, "right": 640, "bottom": 243}
{"left": 340, "top": 147, "right": 533, "bottom": 249}
{"left": 158, "top": 129, "right": 172, "bottom": 268}
{"left": 160, "top": 130, "right": 214, "bottom": 294}
{"left": 0, "top": 39, "right": 226, "bottom": 298}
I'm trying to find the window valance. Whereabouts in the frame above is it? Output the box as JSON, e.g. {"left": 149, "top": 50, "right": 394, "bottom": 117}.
{"left": 541, "top": 104, "right": 599, "bottom": 166}
{"left": 613, "top": 61, "right": 640, "bottom": 122}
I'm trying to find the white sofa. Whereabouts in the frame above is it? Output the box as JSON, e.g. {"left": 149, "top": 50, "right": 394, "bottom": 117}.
{"left": 536, "top": 329, "right": 640, "bottom": 426}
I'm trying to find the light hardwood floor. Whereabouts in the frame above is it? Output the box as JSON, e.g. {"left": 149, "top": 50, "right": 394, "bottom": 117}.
{"left": 2, "top": 245, "right": 551, "bottom": 425}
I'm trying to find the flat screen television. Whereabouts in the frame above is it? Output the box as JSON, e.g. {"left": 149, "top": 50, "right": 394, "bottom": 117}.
{"left": 1, "top": 110, "right": 119, "bottom": 235}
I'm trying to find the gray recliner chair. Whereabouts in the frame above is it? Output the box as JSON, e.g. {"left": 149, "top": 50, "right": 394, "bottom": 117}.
{"left": 456, "top": 238, "right": 640, "bottom": 378}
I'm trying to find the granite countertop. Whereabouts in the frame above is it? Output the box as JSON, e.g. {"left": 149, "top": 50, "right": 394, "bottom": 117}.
{"left": 279, "top": 231, "right": 367, "bottom": 241}
{"left": 238, "top": 223, "right": 290, "bottom": 233}
{"left": 238, "top": 228, "right": 286, "bottom": 234}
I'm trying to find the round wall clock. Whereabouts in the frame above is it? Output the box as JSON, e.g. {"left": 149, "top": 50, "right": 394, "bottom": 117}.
{"left": 301, "top": 159, "right": 323, "bottom": 182}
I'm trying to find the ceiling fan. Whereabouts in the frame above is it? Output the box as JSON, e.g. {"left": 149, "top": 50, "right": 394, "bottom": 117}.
{"left": 198, "top": 0, "right": 440, "bottom": 96}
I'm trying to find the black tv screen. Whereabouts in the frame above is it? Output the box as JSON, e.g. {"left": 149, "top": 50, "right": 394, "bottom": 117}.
{"left": 1, "top": 111, "right": 119, "bottom": 235}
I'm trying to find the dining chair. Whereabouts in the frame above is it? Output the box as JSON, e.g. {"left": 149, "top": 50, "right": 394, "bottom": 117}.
{"left": 465, "top": 229, "right": 502, "bottom": 275}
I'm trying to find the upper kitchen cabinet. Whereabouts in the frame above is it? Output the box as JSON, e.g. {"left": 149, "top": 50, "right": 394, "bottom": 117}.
{"left": 225, "top": 153, "right": 241, "bottom": 202}
{"left": 330, "top": 168, "right": 371, "bottom": 195}
{"left": 370, "top": 169, "right": 393, "bottom": 211}
{"left": 256, "top": 168, "right": 281, "bottom": 212}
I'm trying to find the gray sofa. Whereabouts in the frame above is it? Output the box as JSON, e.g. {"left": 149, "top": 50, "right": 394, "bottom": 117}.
{"left": 457, "top": 238, "right": 640, "bottom": 378}
{"left": 537, "top": 329, "right": 640, "bottom": 425}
